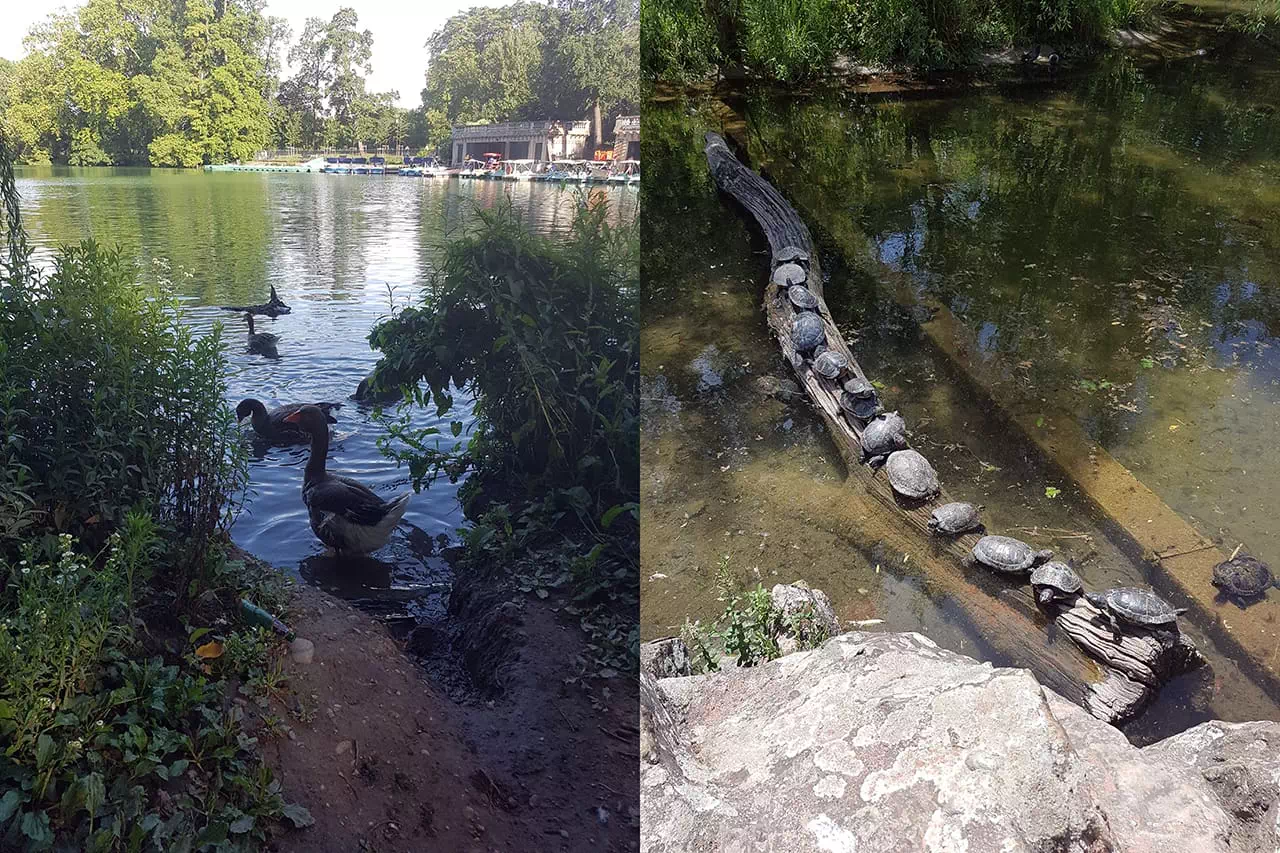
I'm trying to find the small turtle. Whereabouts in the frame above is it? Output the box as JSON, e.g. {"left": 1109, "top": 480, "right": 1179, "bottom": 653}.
{"left": 812, "top": 350, "right": 848, "bottom": 380}
{"left": 928, "top": 502, "right": 982, "bottom": 535}
{"left": 839, "top": 391, "right": 882, "bottom": 421}
{"left": 788, "top": 285, "right": 819, "bottom": 310}
{"left": 812, "top": 343, "right": 828, "bottom": 358}
{"left": 861, "top": 411, "right": 907, "bottom": 466}
{"left": 885, "top": 449, "right": 940, "bottom": 500}
{"left": 972, "top": 535, "right": 1053, "bottom": 574}
{"left": 1086, "top": 587, "right": 1185, "bottom": 632}
{"left": 773, "top": 245, "right": 810, "bottom": 267}
{"left": 772, "top": 263, "right": 807, "bottom": 288}
{"left": 792, "top": 312, "right": 825, "bottom": 353}
{"left": 843, "top": 376, "right": 876, "bottom": 399}
{"left": 1211, "top": 554, "right": 1277, "bottom": 603}
{"left": 1030, "top": 561, "right": 1083, "bottom": 605}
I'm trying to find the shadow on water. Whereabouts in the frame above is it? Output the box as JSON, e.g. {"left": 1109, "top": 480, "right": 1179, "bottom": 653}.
{"left": 15, "top": 169, "right": 638, "bottom": 698}
{"left": 643, "top": 48, "right": 1280, "bottom": 742}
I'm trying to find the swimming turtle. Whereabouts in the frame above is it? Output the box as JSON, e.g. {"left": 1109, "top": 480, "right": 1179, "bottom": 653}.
{"left": 860, "top": 411, "right": 907, "bottom": 466}
{"left": 813, "top": 350, "right": 848, "bottom": 380}
{"left": 788, "top": 285, "right": 819, "bottom": 310}
{"left": 885, "top": 450, "right": 940, "bottom": 500}
{"left": 1085, "top": 587, "right": 1185, "bottom": 632}
{"left": 773, "top": 246, "right": 810, "bottom": 267}
{"left": 773, "top": 263, "right": 807, "bottom": 288}
{"left": 1030, "top": 561, "right": 1083, "bottom": 605}
{"left": 928, "top": 502, "right": 982, "bottom": 535}
{"left": 792, "top": 312, "right": 825, "bottom": 353}
{"left": 839, "top": 391, "right": 882, "bottom": 420}
{"left": 972, "top": 535, "right": 1053, "bottom": 575}
{"left": 1211, "top": 554, "right": 1277, "bottom": 603}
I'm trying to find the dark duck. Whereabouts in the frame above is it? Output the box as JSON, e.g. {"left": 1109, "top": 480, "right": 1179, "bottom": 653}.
{"left": 244, "top": 313, "right": 279, "bottom": 357}
{"left": 235, "top": 398, "right": 342, "bottom": 444}
{"left": 221, "top": 285, "right": 291, "bottom": 317}
{"left": 284, "top": 405, "right": 411, "bottom": 554}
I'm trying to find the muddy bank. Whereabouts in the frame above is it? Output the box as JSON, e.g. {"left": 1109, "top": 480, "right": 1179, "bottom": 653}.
{"left": 235, "top": 550, "right": 638, "bottom": 852}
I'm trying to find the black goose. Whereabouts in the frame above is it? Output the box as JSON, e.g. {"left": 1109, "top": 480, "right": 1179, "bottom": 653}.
{"left": 284, "top": 405, "right": 411, "bottom": 554}
{"left": 244, "top": 313, "right": 279, "bottom": 356}
{"left": 351, "top": 369, "right": 405, "bottom": 404}
{"left": 221, "top": 285, "right": 291, "bottom": 317}
{"left": 235, "top": 398, "right": 342, "bottom": 443}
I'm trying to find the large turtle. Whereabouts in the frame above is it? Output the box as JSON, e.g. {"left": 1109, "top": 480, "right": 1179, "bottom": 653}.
{"left": 1086, "top": 587, "right": 1185, "bottom": 633}
{"left": 928, "top": 502, "right": 982, "bottom": 535}
{"left": 788, "top": 286, "right": 819, "bottom": 310}
{"left": 792, "top": 312, "right": 825, "bottom": 353}
{"left": 839, "top": 391, "right": 882, "bottom": 421}
{"left": 860, "top": 411, "right": 907, "bottom": 466}
{"left": 885, "top": 450, "right": 940, "bottom": 500}
{"left": 1030, "top": 561, "right": 1083, "bottom": 605}
{"left": 813, "top": 350, "right": 848, "bottom": 380}
{"left": 773, "top": 263, "right": 807, "bottom": 288}
{"left": 1211, "top": 554, "right": 1277, "bottom": 604}
{"left": 972, "top": 535, "right": 1053, "bottom": 574}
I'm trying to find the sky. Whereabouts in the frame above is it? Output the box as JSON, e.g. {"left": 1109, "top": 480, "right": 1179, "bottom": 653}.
{"left": 0, "top": 0, "right": 507, "bottom": 107}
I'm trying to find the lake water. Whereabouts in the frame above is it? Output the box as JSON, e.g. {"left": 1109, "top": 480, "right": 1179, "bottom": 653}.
{"left": 642, "top": 36, "right": 1280, "bottom": 740}
{"left": 14, "top": 168, "right": 638, "bottom": 618}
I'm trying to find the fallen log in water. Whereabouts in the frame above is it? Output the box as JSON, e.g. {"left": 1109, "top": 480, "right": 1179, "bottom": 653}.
{"left": 703, "top": 131, "right": 1203, "bottom": 724}
{"left": 220, "top": 285, "right": 291, "bottom": 317}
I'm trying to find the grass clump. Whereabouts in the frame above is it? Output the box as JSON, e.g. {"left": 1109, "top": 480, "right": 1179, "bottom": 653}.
{"left": 368, "top": 195, "right": 639, "bottom": 678}
{"left": 0, "top": 129, "right": 309, "bottom": 851}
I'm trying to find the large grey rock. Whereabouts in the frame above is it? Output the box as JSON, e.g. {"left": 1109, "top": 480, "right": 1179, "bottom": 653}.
{"left": 641, "top": 631, "right": 1280, "bottom": 853}
{"left": 771, "top": 583, "right": 840, "bottom": 655}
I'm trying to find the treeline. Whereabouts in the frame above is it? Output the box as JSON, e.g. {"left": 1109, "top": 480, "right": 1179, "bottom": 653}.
{"left": 642, "top": 0, "right": 1159, "bottom": 83}
{"left": 0, "top": 0, "right": 637, "bottom": 167}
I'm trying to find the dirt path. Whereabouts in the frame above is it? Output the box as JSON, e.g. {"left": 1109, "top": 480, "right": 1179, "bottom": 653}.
{"left": 260, "top": 582, "right": 638, "bottom": 852}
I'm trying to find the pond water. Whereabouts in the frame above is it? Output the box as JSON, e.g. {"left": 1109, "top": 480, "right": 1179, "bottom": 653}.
{"left": 642, "top": 36, "right": 1280, "bottom": 740}
{"left": 14, "top": 168, "right": 638, "bottom": 622}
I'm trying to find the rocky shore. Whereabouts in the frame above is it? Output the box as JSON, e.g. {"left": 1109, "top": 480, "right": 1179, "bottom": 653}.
{"left": 641, "top": 628, "right": 1280, "bottom": 852}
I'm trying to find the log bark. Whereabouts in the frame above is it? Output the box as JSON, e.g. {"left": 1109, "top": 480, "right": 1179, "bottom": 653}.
{"left": 703, "top": 132, "right": 1202, "bottom": 724}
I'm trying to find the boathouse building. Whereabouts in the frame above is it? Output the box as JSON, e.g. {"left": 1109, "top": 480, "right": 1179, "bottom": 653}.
{"left": 449, "top": 120, "right": 591, "bottom": 164}
{"left": 613, "top": 115, "right": 640, "bottom": 161}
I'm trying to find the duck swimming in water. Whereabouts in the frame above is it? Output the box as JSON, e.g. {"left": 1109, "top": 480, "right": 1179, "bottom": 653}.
{"left": 284, "top": 405, "right": 411, "bottom": 554}
{"left": 244, "top": 313, "right": 279, "bottom": 357}
{"left": 221, "top": 285, "right": 291, "bottom": 317}
{"left": 235, "top": 398, "right": 342, "bottom": 443}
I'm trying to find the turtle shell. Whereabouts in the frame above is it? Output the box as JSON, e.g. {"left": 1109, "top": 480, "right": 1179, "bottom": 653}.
{"left": 972, "top": 535, "right": 1051, "bottom": 574}
{"left": 1211, "top": 555, "right": 1275, "bottom": 598}
{"left": 774, "top": 245, "right": 810, "bottom": 266}
{"left": 1030, "top": 561, "right": 1083, "bottom": 603}
{"left": 788, "top": 286, "right": 819, "bottom": 310}
{"left": 792, "top": 312, "right": 825, "bottom": 352}
{"left": 928, "top": 502, "right": 981, "bottom": 535}
{"left": 812, "top": 350, "right": 848, "bottom": 380}
{"left": 1087, "top": 587, "right": 1183, "bottom": 626}
{"left": 839, "top": 391, "right": 882, "bottom": 420}
{"left": 885, "top": 450, "right": 939, "bottom": 500}
{"left": 861, "top": 411, "right": 907, "bottom": 458}
{"left": 843, "top": 377, "right": 876, "bottom": 399}
{"left": 772, "top": 263, "right": 807, "bottom": 288}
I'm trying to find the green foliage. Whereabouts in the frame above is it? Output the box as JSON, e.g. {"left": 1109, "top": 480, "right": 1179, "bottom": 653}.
{"left": 422, "top": 1, "right": 639, "bottom": 153}
{"left": 369, "top": 196, "right": 638, "bottom": 666}
{"left": 640, "top": 0, "right": 1160, "bottom": 80}
{"left": 720, "top": 584, "right": 782, "bottom": 666}
{"left": 641, "top": 0, "right": 722, "bottom": 82}
{"left": 3, "top": 0, "right": 276, "bottom": 165}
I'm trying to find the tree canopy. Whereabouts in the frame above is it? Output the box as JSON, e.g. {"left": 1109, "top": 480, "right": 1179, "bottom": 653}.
{"left": 0, "top": 0, "right": 638, "bottom": 165}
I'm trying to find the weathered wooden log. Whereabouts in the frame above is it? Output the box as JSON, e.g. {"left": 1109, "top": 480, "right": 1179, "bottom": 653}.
{"left": 703, "top": 131, "right": 1202, "bottom": 724}
{"left": 220, "top": 284, "right": 291, "bottom": 317}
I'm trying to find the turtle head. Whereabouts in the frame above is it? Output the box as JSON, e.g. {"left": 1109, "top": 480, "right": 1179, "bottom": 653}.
{"left": 1033, "top": 549, "right": 1054, "bottom": 566}
{"left": 927, "top": 516, "right": 940, "bottom": 532}
{"left": 1036, "top": 587, "right": 1055, "bottom": 606}
{"left": 1084, "top": 591, "right": 1105, "bottom": 608}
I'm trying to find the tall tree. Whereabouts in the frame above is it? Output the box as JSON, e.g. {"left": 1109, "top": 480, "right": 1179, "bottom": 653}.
{"left": 284, "top": 7, "right": 373, "bottom": 149}
{"left": 555, "top": 0, "right": 640, "bottom": 147}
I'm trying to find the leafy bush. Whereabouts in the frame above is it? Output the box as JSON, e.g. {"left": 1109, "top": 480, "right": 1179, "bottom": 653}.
{"left": 0, "top": 161, "right": 245, "bottom": 592}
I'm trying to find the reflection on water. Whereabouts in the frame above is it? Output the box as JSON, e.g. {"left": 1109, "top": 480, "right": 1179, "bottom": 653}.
{"left": 15, "top": 169, "right": 638, "bottom": 607}
{"left": 642, "top": 46, "right": 1280, "bottom": 739}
